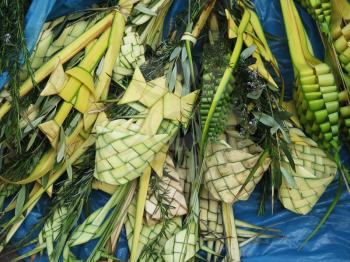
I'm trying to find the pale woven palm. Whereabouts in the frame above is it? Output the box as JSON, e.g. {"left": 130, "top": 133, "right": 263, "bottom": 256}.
{"left": 204, "top": 129, "right": 270, "bottom": 203}
{"left": 112, "top": 27, "right": 146, "bottom": 82}
{"left": 94, "top": 68, "right": 198, "bottom": 184}
{"left": 199, "top": 188, "right": 225, "bottom": 262}
{"left": 145, "top": 156, "right": 188, "bottom": 223}
{"left": 162, "top": 220, "right": 198, "bottom": 262}
{"left": 125, "top": 200, "right": 182, "bottom": 261}
{"left": 94, "top": 119, "right": 169, "bottom": 185}
{"left": 278, "top": 127, "right": 337, "bottom": 215}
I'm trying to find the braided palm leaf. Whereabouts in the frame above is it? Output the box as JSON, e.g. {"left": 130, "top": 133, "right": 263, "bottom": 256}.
{"left": 38, "top": 207, "right": 68, "bottom": 259}
{"left": 298, "top": 0, "right": 332, "bottom": 27}
{"left": 145, "top": 156, "right": 187, "bottom": 223}
{"left": 200, "top": 37, "right": 234, "bottom": 140}
{"left": 112, "top": 27, "right": 146, "bottom": 82}
{"left": 125, "top": 200, "right": 182, "bottom": 261}
{"left": 279, "top": 126, "right": 337, "bottom": 215}
{"left": 163, "top": 220, "right": 198, "bottom": 262}
{"left": 204, "top": 127, "right": 270, "bottom": 203}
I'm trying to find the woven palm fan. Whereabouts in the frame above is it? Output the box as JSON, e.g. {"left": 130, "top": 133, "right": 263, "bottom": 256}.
{"left": 204, "top": 123, "right": 270, "bottom": 204}
{"left": 125, "top": 200, "right": 182, "bottom": 261}
{"left": 145, "top": 156, "right": 187, "bottom": 224}
{"left": 278, "top": 125, "right": 337, "bottom": 215}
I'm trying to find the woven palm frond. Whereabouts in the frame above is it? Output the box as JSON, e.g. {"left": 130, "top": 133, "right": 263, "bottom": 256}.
{"left": 278, "top": 126, "right": 337, "bottom": 214}
{"left": 162, "top": 220, "right": 198, "bottom": 262}
{"left": 145, "top": 156, "right": 188, "bottom": 223}
{"left": 204, "top": 127, "right": 270, "bottom": 203}
{"left": 112, "top": 27, "right": 146, "bottom": 82}
{"left": 125, "top": 200, "right": 182, "bottom": 261}
{"left": 199, "top": 188, "right": 225, "bottom": 262}
{"left": 94, "top": 68, "right": 198, "bottom": 184}
{"left": 94, "top": 118, "right": 169, "bottom": 185}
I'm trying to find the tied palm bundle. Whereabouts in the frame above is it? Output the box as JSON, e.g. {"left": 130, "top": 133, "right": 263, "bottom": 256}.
{"left": 279, "top": 123, "right": 337, "bottom": 215}
{"left": 281, "top": 0, "right": 340, "bottom": 151}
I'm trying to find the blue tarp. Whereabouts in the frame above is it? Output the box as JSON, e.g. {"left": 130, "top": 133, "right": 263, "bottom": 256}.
{"left": 4, "top": 0, "right": 350, "bottom": 261}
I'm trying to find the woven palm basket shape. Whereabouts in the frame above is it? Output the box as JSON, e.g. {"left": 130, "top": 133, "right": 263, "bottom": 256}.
{"left": 204, "top": 127, "right": 271, "bottom": 204}
{"left": 278, "top": 126, "right": 337, "bottom": 215}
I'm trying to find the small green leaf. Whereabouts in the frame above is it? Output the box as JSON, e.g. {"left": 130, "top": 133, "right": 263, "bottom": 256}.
{"left": 168, "top": 63, "right": 177, "bottom": 91}
{"left": 247, "top": 88, "right": 263, "bottom": 100}
{"left": 67, "top": 160, "right": 73, "bottom": 181}
{"left": 23, "top": 115, "right": 46, "bottom": 134}
{"left": 181, "top": 46, "right": 188, "bottom": 62}
{"left": 280, "top": 167, "right": 296, "bottom": 188}
{"left": 134, "top": 3, "right": 157, "bottom": 16}
{"left": 241, "top": 45, "right": 257, "bottom": 59}
{"left": 170, "top": 46, "right": 181, "bottom": 61}
{"left": 15, "top": 186, "right": 26, "bottom": 217}
{"left": 280, "top": 141, "right": 295, "bottom": 171}
{"left": 26, "top": 131, "right": 38, "bottom": 151}
{"left": 57, "top": 127, "right": 66, "bottom": 163}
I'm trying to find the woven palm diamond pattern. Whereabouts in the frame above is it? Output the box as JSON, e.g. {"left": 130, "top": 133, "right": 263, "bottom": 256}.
{"left": 204, "top": 129, "right": 270, "bottom": 203}
{"left": 279, "top": 127, "right": 337, "bottom": 215}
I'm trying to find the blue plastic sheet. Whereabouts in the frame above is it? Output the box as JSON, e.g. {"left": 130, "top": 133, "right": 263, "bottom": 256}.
{"left": 6, "top": 0, "right": 350, "bottom": 261}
